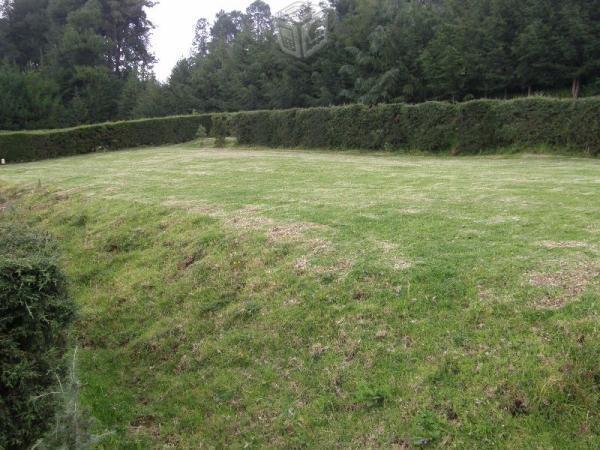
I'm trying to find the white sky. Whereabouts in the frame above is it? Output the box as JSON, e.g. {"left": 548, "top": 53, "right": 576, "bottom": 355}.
{"left": 147, "top": 0, "right": 293, "bottom": 81}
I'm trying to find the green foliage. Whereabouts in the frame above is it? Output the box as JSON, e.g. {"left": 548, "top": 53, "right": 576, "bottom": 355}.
{"left": 195, "top": 124, "right": 207, "bottom": 139}
{"left": 0, "top": 115, "right": 213, "bottom": 163}
{"left": 210, "top": 114, "right": 230, "bottom": 147}
{"left": 2, "top": 0, "right": 600, "bottom": 129}
{"left": 0, "top": 64, "right": 64, "bottom": 130}
{"left": 2, "top": 97, "right": 599, "bottom": 162}
{"left": 128, "top": 79, "right": 173, "bottom": 120}
{"left": 117, "top": 72, "right": 146, "bottom": 119}
{"left": 229, "top": 98, "right": 600, "bottom": 155}
{"left": 0, "top": 0, "right": 155, "bottom": 130}
{"left": 147, "top": 0, "right": 600, "bottom": 117}
{"left": 62, "top": 66, "right": 121, "bottom": 125}
{"left": 0, "top": 223, "right": 75, "bottom": 449}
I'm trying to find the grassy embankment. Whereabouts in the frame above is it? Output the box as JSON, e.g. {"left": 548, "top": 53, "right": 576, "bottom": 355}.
{"left": 1, "top": 143, "right": 599, "bottom": 448}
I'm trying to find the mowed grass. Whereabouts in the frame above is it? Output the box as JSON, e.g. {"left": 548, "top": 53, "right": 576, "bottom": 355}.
{"left": 1, "top": 143, "right": 599, "bottom": 449}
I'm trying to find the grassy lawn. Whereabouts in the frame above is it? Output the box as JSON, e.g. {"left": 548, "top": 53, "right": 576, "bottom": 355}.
{"left": 1, "top": 143, "right": 599, "bottom": 448}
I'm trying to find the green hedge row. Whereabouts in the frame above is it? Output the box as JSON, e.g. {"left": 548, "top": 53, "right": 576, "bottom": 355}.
{"left": 0, "top": 224, "right": 75, "bottom": 449}
{"left": 0, "top": 114, "right": 212, "bottom": 163}
{"left": 229, "top": 98, "right": 600, "bottom": 155}
{"left": 1, "top": 98, "right": 598, "bottom": 162}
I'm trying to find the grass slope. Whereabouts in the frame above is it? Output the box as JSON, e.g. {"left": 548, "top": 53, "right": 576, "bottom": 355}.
{"left": 1, "top": 144, "right": 599, "bottom": 448}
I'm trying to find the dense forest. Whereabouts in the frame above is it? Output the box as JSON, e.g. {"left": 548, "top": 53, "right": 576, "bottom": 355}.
{"left": 1, "top": 0, "right": 599, "bottom": 130}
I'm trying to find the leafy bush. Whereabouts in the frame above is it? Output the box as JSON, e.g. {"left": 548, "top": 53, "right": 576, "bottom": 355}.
{"left": 0, "top": 114, "right": 214, "bottom": 163}
{"left": 0, "top": 224, "right": 76, "bottom": 449}
{"left": 229, "top": 98, "right": 600, "bottom": 155}
{"left": 1, "top": 98, "right": 598, "bottom": 162}
{"left": 211, "top": 114, "right": 230, "bottom": 147}
{"left": 195, "top": 125, "right": 208, "bottom": 139}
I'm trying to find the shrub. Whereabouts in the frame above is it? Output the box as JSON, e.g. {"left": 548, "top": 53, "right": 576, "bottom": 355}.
{"left": 0, "top": 114, "right": 214, "bottom": 163}
{"left": 195, "top": 125, "right": 208, "bottom": 139}
{"left": 0, "top": 224, "right": 76, "bottom": 449}
{"left": 1, "top": 98, "right": 598, "bottom": 162}
{"left": 211, "top": 114, "right": 230, "bottom": 147}
{"left": 228, "top": 98, "right": 599, "bottom": 155}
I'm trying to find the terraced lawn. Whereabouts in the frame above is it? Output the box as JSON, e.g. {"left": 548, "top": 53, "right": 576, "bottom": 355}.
{"left": 1, "top": 144, "right": 599, "bottom": 448}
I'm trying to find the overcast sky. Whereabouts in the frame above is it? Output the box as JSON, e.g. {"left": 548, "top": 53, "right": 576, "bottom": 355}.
{"left": 147, "top": 0, "right": 294, "bottom": 81}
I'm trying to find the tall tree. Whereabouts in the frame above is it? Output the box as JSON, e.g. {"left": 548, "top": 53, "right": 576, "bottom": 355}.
{"left": 100, "top": 0, "right": 155, "bottom": 75}
{"left": 245, "top": 0, "right": 272, "bottom": 39}
{"left": 0, "top": 0, "right": 155, "bottom": 128}
{"left": 0, "top": 0, "right": 50, "bottom": 67}
{"left": 192, "top": 18, "right": 210, "bottom": 57}
{"left": 555, "top": 0, "right": 600, "bottom": 98}
{"left": 2, "top": 0, "right": 600, "bottom": 130}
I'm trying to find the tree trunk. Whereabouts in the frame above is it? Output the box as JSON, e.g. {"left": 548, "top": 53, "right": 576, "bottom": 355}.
{"left": 571, "top": 78, "right": 581, "bottom": 99}
{"left": 527, "top": 85, "right": 532, "bottom": 97}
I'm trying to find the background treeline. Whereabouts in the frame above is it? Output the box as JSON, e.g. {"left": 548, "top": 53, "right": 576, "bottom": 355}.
{"left": 0, "top": 0, "right": 154, "bottom": 130}
{"left": 164, "top": 0, "right": 600, "bottom": 114}
{"left": 1, "top": 0, "right": 600, "bottom": 131}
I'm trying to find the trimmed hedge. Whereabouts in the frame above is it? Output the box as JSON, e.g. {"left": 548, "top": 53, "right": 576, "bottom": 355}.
{"left": 0, "top": 114, "right": 213, "bottom": 163}
{"left": 0, "top": 224, "right": 75, "bottom": 449}
{"left": 229, "top": 98, "right": 600, "bottom": 155}
{"left": 1, "top": 98, "right": 598, "bottom": 162}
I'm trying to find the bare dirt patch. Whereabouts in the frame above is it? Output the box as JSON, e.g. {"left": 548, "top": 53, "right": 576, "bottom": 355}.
{"left": 128, "top": 415, "right": 161, "bottom": 439}
{"left": 294, "top": 257, "right": 309, "bottom": 272}
{"left": 392, "top": 258, "right": 413, "bottom": 271}
{"left": 477, "top": 285, "right": 502, "bottom": 303}
{"left": 305, "top": 238, "right": 332, "bottom": 253}
{"left": 484, "top": 215, "right": 522, "bottom": 225}
{"left": 539, "top": 241, "right": 590, "bottom": 249}
{"left": 374, "top": 240, "right": 413, "bottom": 271}
{"left": 226, "top": 214, "right": 273, "bottom": 230}
{"left": 585, "top": 224, "right": 598, "bottom": 235}
{"left": 162, "top": 199, "right": 225, "bottom": 217}
{"left": 268, "top": 222, "right": 323, "bottom": 242}
{"left": 527, "top": 260, "right": 599, "bottom": 309}
{"left": 164, "top": 200, "right": 328, "bottom": 244}
{"left": 178, "top": 251, "right": 204, "bottom": 272}
{"left": 376, "top": 240, "right": 398, "bottom": 253}
{"left": 398, "top": 208, "right": 423, "bottom": 215}
{"left": 313, "top": 258, "right": 355, "bottom": 277}
{"left": 284, "top": 297, "right": 301, "bottom": 306}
